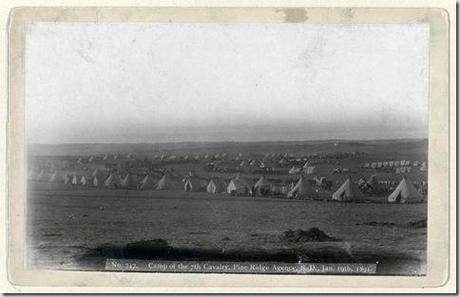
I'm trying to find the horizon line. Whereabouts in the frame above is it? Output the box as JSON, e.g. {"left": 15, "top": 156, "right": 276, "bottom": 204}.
{"left": 28, "top": 136, "right": 428, "bottom": 146}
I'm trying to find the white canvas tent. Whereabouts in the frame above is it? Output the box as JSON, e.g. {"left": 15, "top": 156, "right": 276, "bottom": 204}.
{"left": 184, "top": 177, "right": 208, "bottom": 192}
{"left": 387, "top": 177, "right": 424, "bottom": 203}
{"left": 278, "top": 158, "right": 288, "bottom": 165}
{"left": 80, "top": 175, "right": 91, "bottom": 186}
{"left": 91, "top": 168, "right": 107, "bottom": 187}
{"left": 71, "top": 174, "right": 81, "bottom": 185}
{"left": 227, "top": 174, "right": 252, "bottom": 195}
{"left": 48, "top": 171, "right": 64, "bottom": 183}
{"left": 28, "top": 169, "right": 38, "bottom": 180}
{"left": 104, "top": 173, "right": 122, "bottom": 189}
{"left": 253, "top": 176, "right": 271, "bottom": 196}
{"left": 155, "top": 173, "right": 182, "bottom": 190}
{"left": 138, "top": 174, "right": 156, "bottom": 190}
{"left": 420, "top": 162, "right": 427, "bottom": 171}
{"left": 206, "top": 178, "right": 227, "bottom": 194}
{"left": 120, "top": 173, "right": 139, "bottom": 189}
{"left": 287, "top": 177, "right": 316, "bottom": 199}
{"left": 332, "top": 177, "right": 365, "bottom": 202}
{"left": 36, "top": 170, "right": 49, "bottom": 182}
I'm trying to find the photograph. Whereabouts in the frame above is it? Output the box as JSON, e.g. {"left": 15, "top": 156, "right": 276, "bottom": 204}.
{"left": 24, "top": 20, "right": 431, "bottom": 276}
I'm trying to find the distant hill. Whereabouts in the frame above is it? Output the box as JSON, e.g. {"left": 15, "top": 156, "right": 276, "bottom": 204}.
{"left": 28, "top": 138, "right": 428, "bottom": 157}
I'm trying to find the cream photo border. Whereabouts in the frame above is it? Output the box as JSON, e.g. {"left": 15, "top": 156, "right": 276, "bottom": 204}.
{"left": 1, "top": 1, "right": 456, "bottom": 293}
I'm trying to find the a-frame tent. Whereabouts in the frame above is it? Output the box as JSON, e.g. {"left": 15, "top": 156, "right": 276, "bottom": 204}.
{"left": 49, "top": 171, "right": 64, "bottom": 183}
{"left": 287, "top": 176, "right": 316, "bottom": 199}
{"left": 36, "top": 170, "right": 49, "bottom": 182}
{"left": 206, "top": 178, "right": 227, "bottom": 194}
{"left": 138, "top": 174, "right": 156, "bottom": 190}
{"left": 184, "top": 177, "right": 208, "bottom": 192}
{"left": 155, "top": 173, "right": 182, "bottom": 190}
{"left": 253, "top": 176, "right": 271, "bottom": 196}
{"left": 91, "top": 168, "right": 107, "bottom": 188}
{"left": 226, "top": 174, "right": 252, "bottom": 195}
{"left": 120, "top": 173, "right": 139, "bottom": 189}
{"left": 104, "top": 172, "right": 122, "bottom": 189}
{"left": 387, "top": 177, "right": 424, "bottom": 203}
{"left": 332, "top": 177, "right": 365, "bottom": 202}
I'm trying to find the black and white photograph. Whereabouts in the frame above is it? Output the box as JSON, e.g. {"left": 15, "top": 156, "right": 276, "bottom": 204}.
{"left": 24, "top": 20, "right": 431, "bottom": 276}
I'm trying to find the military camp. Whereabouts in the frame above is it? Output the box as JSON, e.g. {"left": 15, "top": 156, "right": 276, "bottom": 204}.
{"left": 27, "top": 139, "right": 428, "bottom": 274}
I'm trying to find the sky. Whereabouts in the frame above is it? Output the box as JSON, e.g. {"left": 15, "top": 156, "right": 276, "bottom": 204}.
{"left": 26, "top": 23, "right": 429, "bottom": 144}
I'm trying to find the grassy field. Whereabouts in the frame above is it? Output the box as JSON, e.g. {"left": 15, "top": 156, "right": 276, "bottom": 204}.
{"left": 26, "top": 139, "right": 428, "bottom": 275}
{"left": 27, "top": 184, "right": 427, "bottom": 275}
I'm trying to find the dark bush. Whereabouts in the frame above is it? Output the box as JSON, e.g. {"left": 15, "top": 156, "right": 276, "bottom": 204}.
{"left": 279, "top": 228, "right": 341, "bottom": 243}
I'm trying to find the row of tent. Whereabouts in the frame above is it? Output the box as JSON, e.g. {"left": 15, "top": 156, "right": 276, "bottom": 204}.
{"left": 78, "top": 152, "right": 252, "bottom": 164}
{"left": 288, "top": 165, "right": 316, "bottom": 175}
{"left": 285, "top": 175, "right": 423, "bottom": 203}
{"left": 363, "top": 160, "right": 427, "bottom": 170}
{"left": 30, "top": 168, "right": 424, "bottom": 203}
{"left": 331, "top": 176, "right": 424, "bottom": 203}
{"left": 76, "top": 153, "right": 136, "bottom": 164}
{"left": 30, "top": 169, "right": 270, "bottom": 195}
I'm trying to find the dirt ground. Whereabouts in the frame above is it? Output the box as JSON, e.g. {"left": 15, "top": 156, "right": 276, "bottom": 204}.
{"left": 27, "top": 185, "right": 427, "bottom": 275}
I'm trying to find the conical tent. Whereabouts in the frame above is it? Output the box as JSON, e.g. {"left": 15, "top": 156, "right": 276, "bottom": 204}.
{"left": 91, "top": 168, "right": 101, "bottom": 178}
{"left": 92, "top": 174, "right": 106, "bottom": 187}
{"left": 49, "top": 171, "right": 64, "bottom": 183}
{"left": 206, "top": 179, "right": 227, "bottom": 194}
{"left": 184, "top": 177, "right": 208, "bottom": 192}
{"left": 80, "top": 175, "right": 91, "bottom": 186}
{"left": 91, "top": 168, "right": 107, "bottom": 187}
{"left": 138, "top": 174, "right": 156, "bottom": 190}
{"left": 332, "top": 177, "right": 365, "bottom": 202}
{"left": 28, "top": 169, "right": 38, "bottom": 180}
{"left": 155, "top": 174, "right": 181, "bottom": 190}
{"left": 71, "top": 174, "right": 81, "bottom": 185}
{"left": 120, "top": 173, "right": 139, "bottom": 189}
{"left": 227, "top": 175, "right": 252, "bottom": 195}
{"left": 387, "top": 177, "right": 424, "bottom": 203}
{"left": 104, "top": 173, "right": 122, "bottom": 189}
{"left": 287, "top": 177, "right": 316, "bottom": 199}
{"left": 253, "top": 176, "right": 271, "bottom": 195}
{"left": 36, "top": 170, "right": 49, "bottom": 182}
